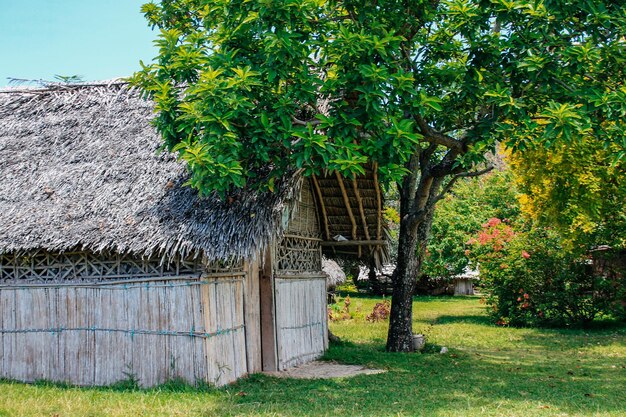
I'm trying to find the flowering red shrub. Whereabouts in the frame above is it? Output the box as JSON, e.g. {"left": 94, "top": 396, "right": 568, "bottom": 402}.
{"left": 467, "top": 217, "right": 515, "bottom": 251}
{"left": 468, "top": 224, "right": 624, "bottom": 327}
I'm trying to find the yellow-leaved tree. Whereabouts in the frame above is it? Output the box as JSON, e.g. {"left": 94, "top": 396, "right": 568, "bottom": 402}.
{"left": 509, "top": 138, "right": 625, "bottom": 250}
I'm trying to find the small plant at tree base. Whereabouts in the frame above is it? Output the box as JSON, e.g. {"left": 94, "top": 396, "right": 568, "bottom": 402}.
{"left": 366, "top": 300, "right": 391, "bottom": 322}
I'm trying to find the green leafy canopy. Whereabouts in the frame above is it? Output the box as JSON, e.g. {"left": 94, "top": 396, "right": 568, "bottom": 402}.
{"left": 132, "top": 0, "right": 626, "bottom": 197}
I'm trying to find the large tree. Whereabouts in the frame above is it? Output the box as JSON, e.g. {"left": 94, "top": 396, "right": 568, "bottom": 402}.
{"left": 133, "top": 0, "right": 626, "bottom": 351}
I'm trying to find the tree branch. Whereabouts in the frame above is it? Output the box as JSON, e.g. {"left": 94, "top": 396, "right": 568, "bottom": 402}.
{"left": 551, "top": 76, "right": 576, "bottom": 93}
{"left": 434, "top": 166, "right": 494, "bottom": 203}
{"left": 430, "top": 148, "right": 461, "bottom": 177}
{"left": 414, "top": 115, "right": 464, "bottom": 152}
{"left": 292, "top": 117, "right": 321, "bottom": 126}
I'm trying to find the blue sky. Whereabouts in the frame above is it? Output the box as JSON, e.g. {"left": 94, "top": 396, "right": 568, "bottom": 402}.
{"left": 0, "top": 0, "right": 157, "bottom": 86}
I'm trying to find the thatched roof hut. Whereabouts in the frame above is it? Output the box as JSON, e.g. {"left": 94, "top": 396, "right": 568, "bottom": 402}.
{"left": 452, "top": 267, "right": 479, "bottom": 295}
{"left": 0, "top": 82, "right": 304, "bottom": 262}
{"left": 0, "top": 81, "right": 387, "bottom": 387}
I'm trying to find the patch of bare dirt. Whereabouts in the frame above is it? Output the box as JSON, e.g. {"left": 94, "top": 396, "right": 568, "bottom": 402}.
{"left": 265, "top": 361, "right": 385, "bottom": 379}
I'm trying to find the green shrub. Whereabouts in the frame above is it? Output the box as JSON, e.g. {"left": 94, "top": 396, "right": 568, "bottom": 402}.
{"left": 470, "top": 221, "right": 625, "bottom": 327}
{"left": 424, "top": 170, "right": 520, "bottom": 279}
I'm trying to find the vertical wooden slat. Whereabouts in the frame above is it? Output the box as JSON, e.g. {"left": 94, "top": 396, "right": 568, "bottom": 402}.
{"left": 0, "top": 290, "right": 5, "bottom": 377}
{"left": 335, "top": 171, "right": 358, "bottom": 241}
{"left": 189, "top": 282, "right": 197, "bottom": 382}
{"left": 231, "top": 280, "right": 241, "bottom": 378}
{"left": 214, "top": 277, "right": 227, "bottom": 384}
{"left": 322, "top": 278, "right": 328, "bottom": 352}
{"left": 352, "top": 178, "right": 372, "bottom": 257}
{"left": 372, "top": 162, "right": 383, "bottom": 267}
{"left": 10, "top": 290, "right": 17, "bottom": 379}
{"left": 243, "top": 259, "right": 262, "bottom": 374}
{"left": 56, "top": 287, "right": 67, "bottom": 382}
{"left": 201, "top": 277, "right": 214, "bottom": 384}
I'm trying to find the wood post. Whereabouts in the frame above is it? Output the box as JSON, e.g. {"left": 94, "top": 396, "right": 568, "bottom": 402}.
{"left": 351, "top": 178, "right": 372, "bottom": 255}
{"left": 310, "top": 176, "right": 331, "bottom": 241}
{"left": 373, "top": 163, "right": 383, "bottom": 268}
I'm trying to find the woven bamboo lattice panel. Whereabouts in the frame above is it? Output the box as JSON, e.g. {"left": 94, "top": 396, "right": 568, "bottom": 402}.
{"left": 205, "top": 258, "right": 244, "bottom": 274}
{"left": 274, "top": 181, "right": 322, "bottom": 274}
{"left": 0, "top": 250, "right": 203, "bottom": 283}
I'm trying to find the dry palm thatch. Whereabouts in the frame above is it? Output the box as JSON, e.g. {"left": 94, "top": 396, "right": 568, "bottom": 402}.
{"left": 322, "top": 258, "right": 346, "bottom": 289}
{"left": 0, "top": 81, "right": 303, "bottom": 262}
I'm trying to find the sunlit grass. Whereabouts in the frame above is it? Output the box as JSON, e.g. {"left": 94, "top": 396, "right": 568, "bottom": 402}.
{"left": 1, "top": 294, "right": 624, "bottom": 416}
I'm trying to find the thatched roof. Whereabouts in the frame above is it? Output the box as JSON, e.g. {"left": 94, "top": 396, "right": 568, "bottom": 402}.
{"left": 0, "top": 81, "right": 302, "bottom": 261}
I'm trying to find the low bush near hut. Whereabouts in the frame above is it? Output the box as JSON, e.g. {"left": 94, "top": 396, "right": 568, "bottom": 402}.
{"left": 328, "top": 296, "right": 356, "bottom": 321}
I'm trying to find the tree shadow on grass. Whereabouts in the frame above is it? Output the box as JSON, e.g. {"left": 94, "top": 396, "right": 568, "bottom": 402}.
{"left": 3, "top": 329, "right": 625, "bottom": 417}
{"left": 432, "top": 313, "right": 492, "bottom": 326}
{"left": 223, "top": 336, "right": 626, "bottom": 417}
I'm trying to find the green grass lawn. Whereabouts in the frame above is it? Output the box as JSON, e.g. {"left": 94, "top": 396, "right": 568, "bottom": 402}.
{"left": 1, "top": 295, "right": 625, "bottom": 417}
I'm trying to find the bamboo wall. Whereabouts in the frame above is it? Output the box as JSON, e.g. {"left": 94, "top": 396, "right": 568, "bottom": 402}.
{"left": 0, "top": 274, "right": 247, "bottom": 387}
{"left": 273, "top": 181, "right": 328, "bottom": 370}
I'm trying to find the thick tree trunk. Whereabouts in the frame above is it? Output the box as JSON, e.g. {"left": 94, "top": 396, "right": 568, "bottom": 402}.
{"left": 386, "top": 216, "right": 419, "bottom": 351}
{"left": 386, "top": 211, "right": 434, "bottom": 351}
{"left": 385, "top": 149, "right": 441, "bottom": 352}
